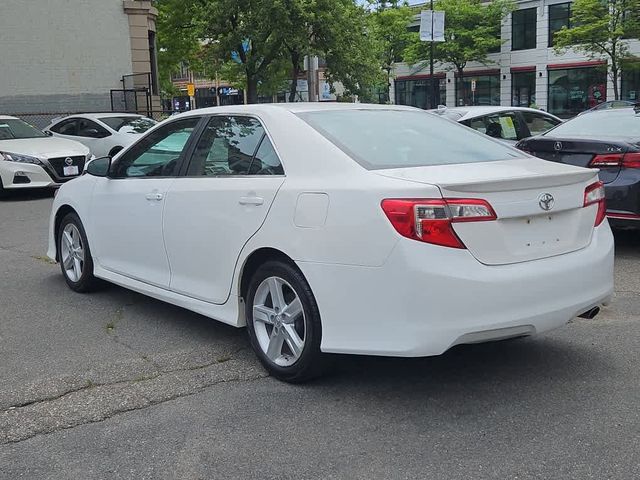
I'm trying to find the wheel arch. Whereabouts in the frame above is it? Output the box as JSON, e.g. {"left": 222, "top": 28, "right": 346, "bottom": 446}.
{"left": 238, "top": 247, "right": 299, "bottom": 303}
{"left": 52, "top": 204, "right": 79, "bottom": 261}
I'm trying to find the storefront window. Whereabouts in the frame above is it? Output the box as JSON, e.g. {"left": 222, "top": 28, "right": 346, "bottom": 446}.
{"left": 512, "top": 71, "right": 536, "bottom": 107}
{"left": 512, "top": 8, "right": 537, "bottom": 51}
{"left": 549, "top": 3, "right": 571, "bottom": 47}
{"left": 548, "top": 67, "right": 607, "bottom": 118}
{"left": 395, "top": 78, "right": 446, "bottom": 109}
{"left": 621, "top": 64, "right": 640, "bottom": 102}
{"left": 455, "top": 74, "right": 500, "bottom": 106}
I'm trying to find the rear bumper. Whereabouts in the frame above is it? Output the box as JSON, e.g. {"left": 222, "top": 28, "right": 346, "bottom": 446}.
{"left": 299, "top": 223, "right": 614, "bottom": 357}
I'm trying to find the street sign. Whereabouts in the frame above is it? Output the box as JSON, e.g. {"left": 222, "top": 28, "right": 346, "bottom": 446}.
{"left": 187, "top": 83, "right": 195, "bottom": 97}
{"left": 471, "top": 79, "right": 477, "bottom": 92}
{"left": 419, "top": 10, "right": 445, "bottom": 42}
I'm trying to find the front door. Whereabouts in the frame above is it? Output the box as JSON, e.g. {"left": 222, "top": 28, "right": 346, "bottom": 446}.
{"left": 163, "top": 115, "right": 285, "bottom": 304}
{"left": 90, "top": 116, "right": 201, "bottom": 287}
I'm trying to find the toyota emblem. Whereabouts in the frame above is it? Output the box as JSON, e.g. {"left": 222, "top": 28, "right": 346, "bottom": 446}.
{"left": 538, "top": 193, "right": 555, "bottom": 211}
{"left": 553, "top": 141, "right": 563, "bottom": 152}
{"left": 64, "top": 157, "right": 74, "bottom": 166}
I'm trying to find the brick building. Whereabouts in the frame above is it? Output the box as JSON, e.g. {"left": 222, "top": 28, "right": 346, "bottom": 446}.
{"left": 0, "top": 0, "right": 160, "bottom": 117}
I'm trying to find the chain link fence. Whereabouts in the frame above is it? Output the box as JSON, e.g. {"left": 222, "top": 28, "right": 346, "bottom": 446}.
{"left": 9, "top": 111, "right": 174, "bottom": 130}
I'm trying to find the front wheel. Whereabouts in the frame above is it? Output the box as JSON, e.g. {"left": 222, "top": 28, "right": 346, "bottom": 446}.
{"left": 246, "top": 261, "right": 325, "bottom": 383}
{"left": 57, "top": 212, "right": 99, "bottom": 292}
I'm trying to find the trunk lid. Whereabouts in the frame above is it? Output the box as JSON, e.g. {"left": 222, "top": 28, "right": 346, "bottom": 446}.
{"left": 519, "top": 136, "right": 629, "bottom": 184}
{"left": 376, "top": 158, "right": 599, "bottom": 265}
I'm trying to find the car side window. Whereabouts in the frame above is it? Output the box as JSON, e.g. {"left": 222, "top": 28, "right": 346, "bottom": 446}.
{"left": 186, "top": 116, "right": 270, "bottom": 176}
{"left": 521, "top": 112, "right": 561, "bottom": 136}
{"left": 111, "top": 117, "right": 200, "bottom": 178}
{"left": 77, "top": 119, "right": 110, "bottom": 138}
{"left": 51, "top": 119, "right": 78, "bottom": 136}
{"left": 248, "top": 136, "right": 284, "bottom": 175}
{"left": 466, "top": 113, "right": 523, "bottom": 141}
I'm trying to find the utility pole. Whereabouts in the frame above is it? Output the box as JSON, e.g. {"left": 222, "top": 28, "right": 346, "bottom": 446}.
{"left": 429, "top": 0, "right": 435, "bottom": 109}
{"left": 307, "top": 55, "right": 318, "bottom": 102}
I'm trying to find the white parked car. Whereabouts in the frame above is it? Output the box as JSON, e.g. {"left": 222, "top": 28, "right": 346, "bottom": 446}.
{"left": 432, "top": 106, "right": 563, "bottom": 144}
{"left": 0, "top": 115, "right": 90, "bottom": 195}
{"left": 45, "top": 113, "right": 157, "bottom": 158}
{"left": 47, "top": 104, "right": 614, "bottom": 382}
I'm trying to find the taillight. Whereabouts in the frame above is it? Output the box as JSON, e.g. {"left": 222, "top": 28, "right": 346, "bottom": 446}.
{"left": 584, "top": 181, "right": 606, "bottom": 227}
{"left": 590, "top": 152, "right": 640, "bottom": 168}
{"left": 381, "top": 198, "right": 496, "bottom": 249}
{"left": 622, "top": 152, "right": 640, "bottom": 168}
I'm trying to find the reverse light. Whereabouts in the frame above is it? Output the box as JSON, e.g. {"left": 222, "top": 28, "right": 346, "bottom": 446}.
{"left": 589, "top": 152, "right": 640, "bottom": 168}
{"left": 381, "top": 198, "right": 496, "bottom": 249}
{"left": 584, "top": 181, "right": 606, "bottom": 227}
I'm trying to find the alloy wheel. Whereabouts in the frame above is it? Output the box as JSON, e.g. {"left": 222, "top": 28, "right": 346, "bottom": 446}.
{"left": 60, "top": 223, "right": 85, "bottom": 282}
{"left": 252, "top": 276, "right": 306, "bottom": 367}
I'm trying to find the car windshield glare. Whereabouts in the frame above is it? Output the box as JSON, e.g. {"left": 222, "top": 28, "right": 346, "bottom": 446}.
{"left": 297, "top": 109, "right": 520, "bottom": 170}
{"left": 99, "top": 116, "right": 157, "bottom": 133}
{"left": 546, "top": 110, "right": 640, "bottom": 138}
{"left": 0, "top": 119, "right": 47, "bottom": 140}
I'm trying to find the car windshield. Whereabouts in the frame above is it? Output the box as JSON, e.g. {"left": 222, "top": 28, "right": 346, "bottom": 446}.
{"left": 99, "top": 116, "right": 157, "bottom": 134}
{"left": 298, "top": 109, "right": 520, "bottom": 170}
{"left": 545, "top": 110, "right": 640, "bottom": 138}
{"left": 0, "top": 119, "right": 47, "bottom": 140}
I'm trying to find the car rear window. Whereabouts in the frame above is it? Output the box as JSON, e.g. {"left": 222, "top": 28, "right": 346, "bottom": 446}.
{"left": 297, "top": 109, "right": 520, "bottom": 170}
{"left": 545, "top": 110, "right": 640, "bottom": 138}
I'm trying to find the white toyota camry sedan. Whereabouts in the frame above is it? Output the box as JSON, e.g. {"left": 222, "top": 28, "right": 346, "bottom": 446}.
{"left": 47, "top": 104, "right": 614, "bottom": 382}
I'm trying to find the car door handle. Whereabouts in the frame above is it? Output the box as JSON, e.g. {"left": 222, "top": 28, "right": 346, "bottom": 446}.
{"left": 239, "top": 196, "right": 264, "bottom": 206}
{"left": 145, "top": 192, "right": 164, "bottom": 201}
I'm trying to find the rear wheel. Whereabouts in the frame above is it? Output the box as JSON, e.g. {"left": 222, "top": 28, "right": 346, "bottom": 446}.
{"left": 57, "top": 213, "right": 99, "bottom": 292}
{"left": 245, "top": 261, "right": 325, "bottom": 383}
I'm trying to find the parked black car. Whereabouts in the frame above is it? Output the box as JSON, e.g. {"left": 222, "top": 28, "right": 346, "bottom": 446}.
{"left": 516, "top": 107, "right": 640, "bottom": 229}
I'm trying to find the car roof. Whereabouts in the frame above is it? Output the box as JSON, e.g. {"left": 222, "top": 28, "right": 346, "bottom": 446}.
{"left": 577, "top": 106, "right": 638, "bottom": 117}
{"left": 172, "top": 102, "right": 419, "bottom": 120}
{"left": 0, "top": 115, "right": 19, "bottom": 120}
{"left": 431, "top": 106, "right": 561, "bottom": 121}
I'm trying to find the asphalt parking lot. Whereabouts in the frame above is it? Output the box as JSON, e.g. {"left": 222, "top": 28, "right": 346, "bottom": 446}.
{"left": 1, "top": 190, "right": 639, "bottom": 480}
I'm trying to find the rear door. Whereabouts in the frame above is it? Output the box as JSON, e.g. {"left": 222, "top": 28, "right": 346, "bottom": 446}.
{"left": 163, "top": 115, "right": 285, "bottom": 304}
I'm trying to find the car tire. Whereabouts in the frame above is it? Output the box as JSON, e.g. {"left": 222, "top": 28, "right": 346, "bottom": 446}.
{"left": 245, "top": 260, "right": 326, "bottom": 383}
{"left": 108, "top": 146, "right": 123, "bottom": 158}
{"left": 57, "top": 212, "right": 99, "bottom": 293}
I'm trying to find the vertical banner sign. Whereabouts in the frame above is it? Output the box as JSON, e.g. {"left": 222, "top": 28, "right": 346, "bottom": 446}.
{"left": 419, "top": 10, "right": 433, "bottom": 41}
{"left": 433, "top": 11, "right": 445, "bottom": 42}
{"left": 420, "top": 10, "right": 445, "bottom": 42}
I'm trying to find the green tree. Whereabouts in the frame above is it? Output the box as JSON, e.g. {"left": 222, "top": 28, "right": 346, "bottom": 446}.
{"left": 367, "top": 1, "right": 416, "bottom": 102}
{"left": 553, "top": 0, "right": 640, "bottom": 100}
{"left": 156, "top": 0, "right": 203, "bottom": 96}
{"left": 405, "top": 0, "right": 514, "bottom": 105}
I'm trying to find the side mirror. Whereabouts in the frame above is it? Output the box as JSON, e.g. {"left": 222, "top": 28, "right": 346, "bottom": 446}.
{"left": 86, "top": 156, "right": 111, "bottom": 177}
{"left": 43, "top": 130, "right": 53, "bottom": 137}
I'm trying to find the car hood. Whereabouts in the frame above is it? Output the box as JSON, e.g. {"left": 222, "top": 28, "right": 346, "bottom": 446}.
{"left": 0, "top": 137, "right": 90, "bottom": 159}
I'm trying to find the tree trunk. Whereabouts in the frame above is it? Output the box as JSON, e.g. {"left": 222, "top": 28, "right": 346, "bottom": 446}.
{"left": 457, "top": 67, "right": 465, "bottom": 106}
{"left": 612, "top": 65, "right": 620, "bottom": 101}
{"left": 288, "top": 50, "right": 301, "bottom": 103}
{"left": 246, "top": 75, "right": 259, "bottom": 104}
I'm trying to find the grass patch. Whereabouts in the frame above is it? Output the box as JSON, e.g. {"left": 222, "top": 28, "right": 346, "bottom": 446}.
{"left": 32, "top": 255, "right": 56, "bottom": 265}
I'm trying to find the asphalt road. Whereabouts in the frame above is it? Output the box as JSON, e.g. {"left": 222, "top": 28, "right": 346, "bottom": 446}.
{"left": 1, "top": 190, "right": 639, "bottom": 480}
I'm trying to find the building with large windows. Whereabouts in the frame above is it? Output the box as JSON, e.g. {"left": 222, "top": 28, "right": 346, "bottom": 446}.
{"left": 394, "top": 0, "right": 640, "bottom": 117}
